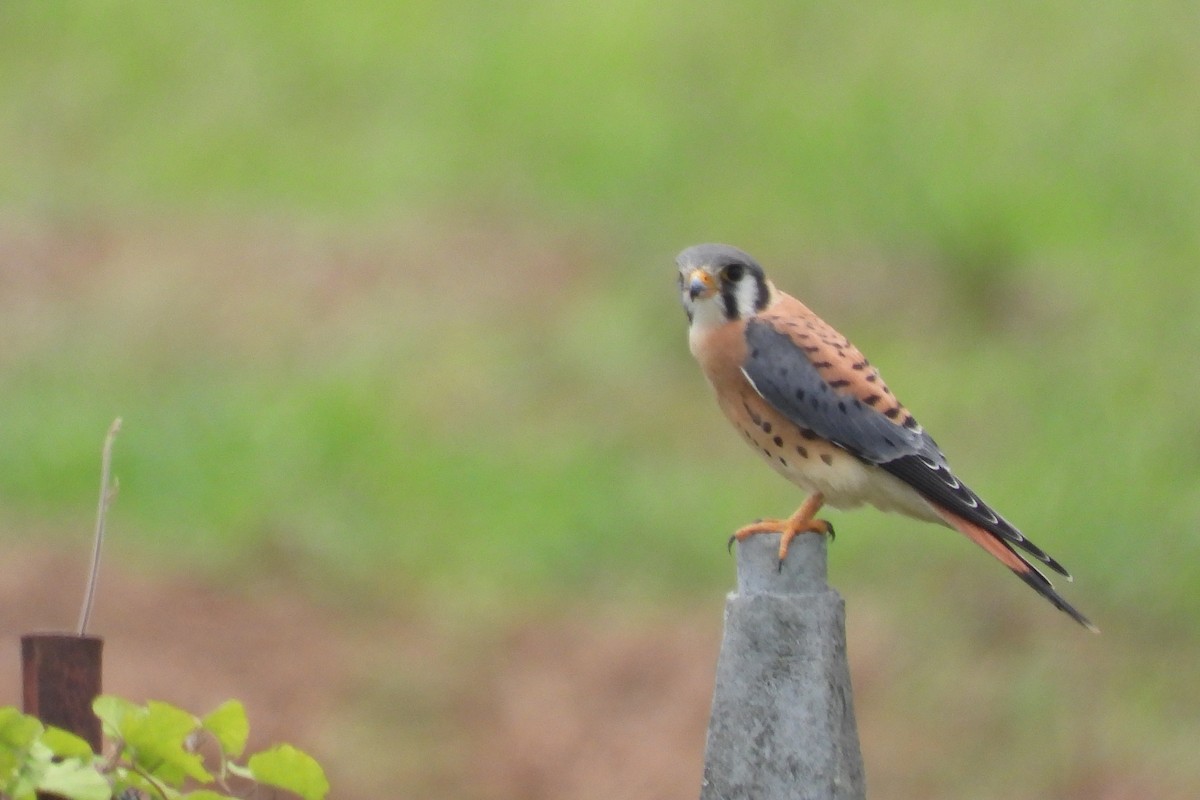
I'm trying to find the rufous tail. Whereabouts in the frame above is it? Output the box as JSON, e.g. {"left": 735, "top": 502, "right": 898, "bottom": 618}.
{"left": 935, "top": 508, "right": 1098, "bottom": 633}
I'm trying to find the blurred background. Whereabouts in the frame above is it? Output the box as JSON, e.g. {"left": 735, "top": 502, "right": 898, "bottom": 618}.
{"left": 2, "top": 2, "right": 1198, "bottom": 798}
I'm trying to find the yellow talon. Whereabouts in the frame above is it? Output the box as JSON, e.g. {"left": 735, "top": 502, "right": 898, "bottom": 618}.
{"left": 728, "top": 493, "right": 832, "bottom": 568}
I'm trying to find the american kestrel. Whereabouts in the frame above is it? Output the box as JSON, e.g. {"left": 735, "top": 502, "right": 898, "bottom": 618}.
{"left": 677, "top": 243, "right": 1095, "bottom": 631}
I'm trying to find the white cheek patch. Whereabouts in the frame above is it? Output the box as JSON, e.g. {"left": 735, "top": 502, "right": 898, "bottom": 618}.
{"left": 731, "top": 276, "right": 761, "bottom": 316}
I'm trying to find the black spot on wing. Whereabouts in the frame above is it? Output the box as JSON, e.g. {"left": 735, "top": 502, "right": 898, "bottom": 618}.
{"left": 742, "top": 320, "right": 926, "bottom": 464}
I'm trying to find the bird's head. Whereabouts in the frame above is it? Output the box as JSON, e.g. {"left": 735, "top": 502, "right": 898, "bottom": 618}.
{"left": 676, "top": 243, "right": 773, "bottom": 331}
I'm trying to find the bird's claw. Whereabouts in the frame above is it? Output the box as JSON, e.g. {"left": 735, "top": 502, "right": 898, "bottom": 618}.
{"left": 727, "top": 513, "right": 834, "bottom": 563}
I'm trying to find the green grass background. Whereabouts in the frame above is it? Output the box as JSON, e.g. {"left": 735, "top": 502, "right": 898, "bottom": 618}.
{"left": 2, "top": 2, "right": 1199, "bottom": 796}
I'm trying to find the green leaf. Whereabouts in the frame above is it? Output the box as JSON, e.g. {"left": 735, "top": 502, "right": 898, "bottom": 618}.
{"left": 1, "top": 708, "right": 46, "bottom": 799}
{"left": 92, "top": 695, "right": 140, "bottom": 739}
{"left": 42, "top": 725, "right": 97, "bottom": 759}
{"left": 182, "top": 791, "right": 239, "bottom": 800}
{"left": 2, "top": 752, "right": 44, "bottom": 800}
{"left": 37, "top": 759, "right": 111, "bottom": 800}
{"left": 0, "top": 707, "right": 43, "bottom": 749}
{"left": 120, "top": 700, "right": 211, "bottom": 786}
{"left": 4, "top": 772, "right": 40, "bottom": 800}
{"left": 108, "top": 765, "right": 159, "bottom": 798}
{"left": 200, "top": 700, "right": 248, "bottom": 759}
{"left": 247, "top": 744, "right": 329, "bottom": 800}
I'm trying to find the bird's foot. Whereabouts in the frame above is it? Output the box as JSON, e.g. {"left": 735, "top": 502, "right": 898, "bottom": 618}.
{"left": 728, "top": 515, "right": 834, "bottom": 571}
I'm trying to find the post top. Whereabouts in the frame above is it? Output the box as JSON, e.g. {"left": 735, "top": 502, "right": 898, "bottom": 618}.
{"left": 734, "top": 531, "right": 829, "bottom": 596}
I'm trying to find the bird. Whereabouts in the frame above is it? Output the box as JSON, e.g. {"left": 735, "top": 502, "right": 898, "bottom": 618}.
{"left": 676, "top": 243, "right": 1096, "bottom": 631}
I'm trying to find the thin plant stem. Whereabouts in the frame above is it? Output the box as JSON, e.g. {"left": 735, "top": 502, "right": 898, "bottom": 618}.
{"left": 78, "top": 417, "right": 122, "bottom": 636}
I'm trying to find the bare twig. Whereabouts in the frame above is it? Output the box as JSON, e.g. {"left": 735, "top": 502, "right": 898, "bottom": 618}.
{"left": 78, "top": 417, "right": 122, "bottom": 636}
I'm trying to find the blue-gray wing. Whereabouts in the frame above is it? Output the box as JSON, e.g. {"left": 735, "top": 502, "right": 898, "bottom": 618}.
{"left": 741, "top": 318, "right": 933, "bottom": 464}
{"left": 741, "top": 317, "right": 1069, "bottom": 576}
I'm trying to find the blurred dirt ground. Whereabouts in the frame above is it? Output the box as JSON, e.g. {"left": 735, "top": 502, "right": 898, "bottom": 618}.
{"left": 0, "top": 546, "right": 1182, "bottom": 800}
{"left": 0, "top": 545, "right": 719, "bottom": 799}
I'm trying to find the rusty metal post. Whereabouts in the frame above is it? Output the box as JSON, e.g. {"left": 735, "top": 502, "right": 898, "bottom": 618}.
{"left": 21, "top": 633, "right": 104, "bottom": 752}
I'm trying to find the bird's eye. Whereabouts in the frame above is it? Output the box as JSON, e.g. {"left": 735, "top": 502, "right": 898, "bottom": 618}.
{"left": 723, "top": 263, "right": 745, "bottom": 282}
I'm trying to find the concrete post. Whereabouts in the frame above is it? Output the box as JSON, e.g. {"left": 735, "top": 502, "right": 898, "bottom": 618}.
{"left": 699, "top": 532, "right": 866, "bottom": 800}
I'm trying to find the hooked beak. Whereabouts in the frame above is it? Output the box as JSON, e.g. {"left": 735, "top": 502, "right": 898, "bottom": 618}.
{"left": 687, "top": 269, "right": 717, "bottom": 300}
